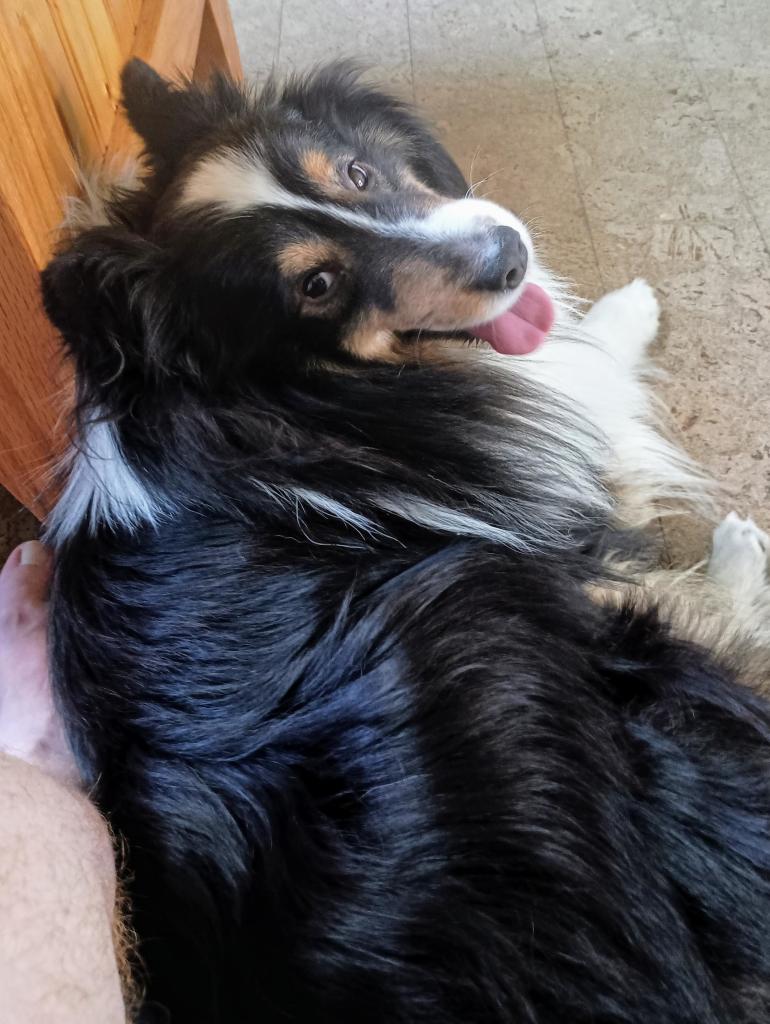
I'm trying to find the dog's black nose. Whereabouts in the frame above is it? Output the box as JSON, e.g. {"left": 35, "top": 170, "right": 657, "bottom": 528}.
{"left": 475, "top": 225, "right": 528, "bottom": 291}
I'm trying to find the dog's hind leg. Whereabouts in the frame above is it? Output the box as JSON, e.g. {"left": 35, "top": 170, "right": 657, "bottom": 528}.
{"left": 594, "top": 513, "right": 770, "bottom": 687}
{"left": 664, "top": 511, "right": 770, "bottom": 690}
{"left": 580, "top": 278, "right": 660, "bottom": 370}
{"left": 708, "top": 512, "right": 770, "bottom": 613}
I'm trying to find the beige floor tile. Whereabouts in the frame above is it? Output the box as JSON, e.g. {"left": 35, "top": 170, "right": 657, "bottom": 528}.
{"left": 230, "top": 0, "right": 282, "bottom": 81}
{"left": 409, "top": 1, "right": 604, "bottom": 295}
{"left": 408, "top": 0, "right": 544, "bottom": 70}
{"left": 679, "top": 66, "right": 770, "bottom": 250}
{"left": 656, "top": 0, "right": 770, "bottom": 250}
{"left": 276, "top": 0, "right": 413, "bottom": 93}
{"left": 535, "top": 0, "right": 673, "bottom": 56}
{"left": 665, "top": 0, "right": 770, "bottom": 70}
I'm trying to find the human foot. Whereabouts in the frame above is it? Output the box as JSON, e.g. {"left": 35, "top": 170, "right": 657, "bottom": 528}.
{"left": 0, "top": 541, "right": 79, "bottom": 786}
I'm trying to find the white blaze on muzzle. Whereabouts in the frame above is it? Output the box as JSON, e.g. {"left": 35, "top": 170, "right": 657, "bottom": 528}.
{"left": 180, "top": 151, "right": 527, "bottom": 248}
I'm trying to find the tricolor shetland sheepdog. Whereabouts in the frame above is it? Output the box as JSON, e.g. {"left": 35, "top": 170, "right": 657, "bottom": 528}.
{"left": 42, "top": 59, "right": 770, "bottom": 1023}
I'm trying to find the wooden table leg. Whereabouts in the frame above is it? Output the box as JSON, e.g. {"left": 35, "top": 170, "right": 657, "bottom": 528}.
{"left": 0, "top": 198, "right": 63, "bottom": 515}
{"left": 195, "top": 0, "right": 244, "bottom": 81}
{"left": 0, "top": 0, "right": 243, "bottom": 517}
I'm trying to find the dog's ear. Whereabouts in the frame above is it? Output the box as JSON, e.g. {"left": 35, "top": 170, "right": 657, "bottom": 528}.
{"left": 121, "top": 58, "right": 199, "bottom": 168}
{"left": 41, "top": 226, "right": 172, "bottom": 413}
{"left": 121, "top": 58, "right": 246, "bottom": 171}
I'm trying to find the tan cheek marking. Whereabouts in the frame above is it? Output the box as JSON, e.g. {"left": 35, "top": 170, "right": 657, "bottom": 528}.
{"left": 343, "top": 311, "right": 438, "bottom": 363}
{"left": 391, "top": 259, "right": 491, "bottom": 329}
{"left": 343, "top": 322, "right": 401, "bottom": 361}
{"left": 277, "top": 240, "right": 341, "bottom": 277}
{"left": 341, "top": 257, "right": 495, "bottom": 363}
{"left": 341, "top": 314, "right": 462, "bottom": 365}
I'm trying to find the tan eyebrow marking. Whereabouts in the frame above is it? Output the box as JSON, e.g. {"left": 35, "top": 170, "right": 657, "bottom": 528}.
{"left": 300, "top": 149, "right": 337, "bottom": 189}
{"left": 277, "top": 240, "right": 342, "bottom": 277}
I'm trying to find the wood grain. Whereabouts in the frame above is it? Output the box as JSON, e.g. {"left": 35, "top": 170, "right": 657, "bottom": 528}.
{"left": 103, "top": 0, "right": 207, "bottom": 163}
{"left": 0, "top": 0, "right": 241, "bottom": 516}
{"left": 0, "top": 197, "right": 65, "bottom": 514}
{"left": 195, "top": 0, "right": 244, "bottom": 82}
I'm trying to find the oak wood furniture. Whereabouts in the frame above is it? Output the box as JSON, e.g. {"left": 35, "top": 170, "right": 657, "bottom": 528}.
{"left": 0, "top": 0, "right": 242, "bottom": 513}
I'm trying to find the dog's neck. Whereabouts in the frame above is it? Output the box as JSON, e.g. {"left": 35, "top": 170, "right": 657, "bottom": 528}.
{"left": 45, "top": 358, "right": 609, "bottom": 553}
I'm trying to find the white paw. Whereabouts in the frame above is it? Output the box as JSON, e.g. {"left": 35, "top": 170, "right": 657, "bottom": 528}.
{"left": 582, "top": 278, "right": 661, "bottom": 364}
{"left": 708, "top": 511, "right": 769, "bottom": 599}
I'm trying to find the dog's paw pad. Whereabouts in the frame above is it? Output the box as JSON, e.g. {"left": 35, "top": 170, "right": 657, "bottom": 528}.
{"left": 708, "top": 512, "right": 769, "bottom": 595}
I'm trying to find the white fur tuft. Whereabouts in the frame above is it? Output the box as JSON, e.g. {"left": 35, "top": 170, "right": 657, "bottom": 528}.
{"left": 61, "top": 161, "right": 142, "bottom": 233}
{"left": 45, "top": 417, "right": 168, "bottom": 546}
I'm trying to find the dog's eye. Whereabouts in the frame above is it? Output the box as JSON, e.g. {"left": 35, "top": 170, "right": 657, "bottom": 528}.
{"left": 302, "top": 269, "right": 337, "bottom": 299}
{"left": 347, "top": 161, "right": 369, "bottom": 190}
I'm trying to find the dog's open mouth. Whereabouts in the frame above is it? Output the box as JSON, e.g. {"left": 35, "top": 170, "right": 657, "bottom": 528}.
{"left": 398, "top": 283, "right": 555, "bottom": 356}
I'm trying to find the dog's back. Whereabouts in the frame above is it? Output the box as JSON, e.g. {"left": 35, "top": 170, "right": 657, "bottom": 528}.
{"left": 51, "top": 509, "right": 770, "bottom": 1023}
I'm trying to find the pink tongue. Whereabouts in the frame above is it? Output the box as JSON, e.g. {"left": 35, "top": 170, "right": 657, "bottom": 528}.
{"left": 470, "top": 283, "right": 555, "bottom": 355}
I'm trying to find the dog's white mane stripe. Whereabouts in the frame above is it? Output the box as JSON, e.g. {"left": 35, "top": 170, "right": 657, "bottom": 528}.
{"left": 180, "top": 149, "right": 536, "bottom": 250}
{"left": 45, "top": 418, "right": 167, "bottom": 545}
{"left": 45, "top": 397, "right": 606, "bottom": 550}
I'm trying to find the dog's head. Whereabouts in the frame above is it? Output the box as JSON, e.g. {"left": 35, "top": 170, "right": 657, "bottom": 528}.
{"left": 43, "top": 60, "right": 553, "bottom": 403}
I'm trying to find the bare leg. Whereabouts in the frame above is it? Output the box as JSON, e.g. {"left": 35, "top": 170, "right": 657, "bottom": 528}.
{"left": 0, "top": 541, "right": 77, "bottom": 783}
{"left": 0, "top": 541, "right": 129, "bottom": 1023}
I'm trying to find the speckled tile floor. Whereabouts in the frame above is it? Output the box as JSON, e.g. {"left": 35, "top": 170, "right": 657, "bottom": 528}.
{"left": 2, "top": 0, "right": 767, "bottom": 564}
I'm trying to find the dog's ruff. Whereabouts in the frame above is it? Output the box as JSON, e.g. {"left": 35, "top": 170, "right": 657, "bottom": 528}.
{"left": 41, "top": 60, "right": 770, "bottom": 1024}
